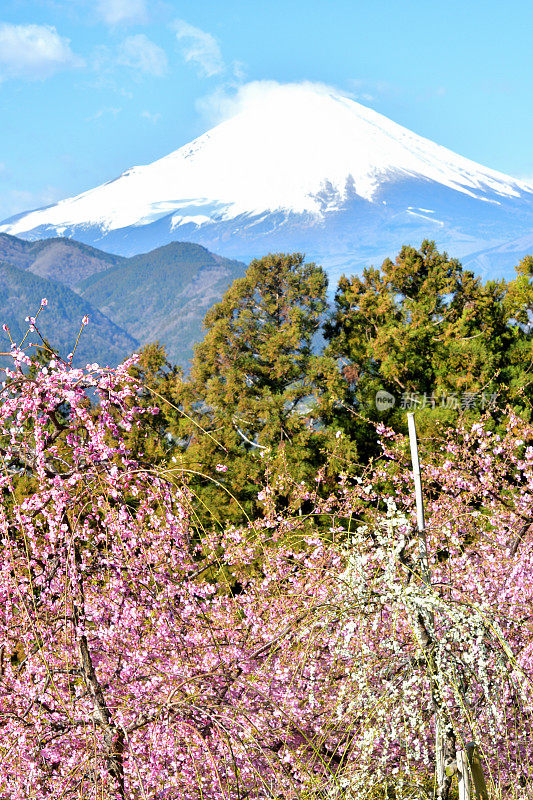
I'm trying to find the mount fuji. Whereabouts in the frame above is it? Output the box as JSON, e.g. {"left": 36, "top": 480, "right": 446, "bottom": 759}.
{"left": 3, "top": 82, "right": 533, "bottom": 282}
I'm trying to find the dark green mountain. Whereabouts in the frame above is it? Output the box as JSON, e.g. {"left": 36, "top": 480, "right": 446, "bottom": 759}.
{"left": 0, "top": 262, "right": 138, "bottom": 368}
{"left": 79, "top": 241, "right": 246, "bottom": 367}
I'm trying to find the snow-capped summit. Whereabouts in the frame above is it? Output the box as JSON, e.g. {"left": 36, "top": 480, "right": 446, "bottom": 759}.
{"left": 3, "top": 82, "right": 533, "bottom": 279}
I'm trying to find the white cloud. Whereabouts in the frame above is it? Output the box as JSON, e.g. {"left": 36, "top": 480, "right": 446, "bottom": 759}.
{"left": 0, "top": 23, "right": 83, "bottom": 80}
{"left": 171, "top": 19, "right": 224, "bottom": 78}
{"left": 197, "top": 80, "right": 340, "bottom": 125}
{"left": 141, "top": 110, "right": 162, "bottom": 124}
{"left": 97, "top": 0, "right": 147, "bottom": 26}
{"left": 117, "top": 34, "right": 167, "bottom": 76}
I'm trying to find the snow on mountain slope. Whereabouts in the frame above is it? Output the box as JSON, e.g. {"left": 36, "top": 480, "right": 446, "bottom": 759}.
{"left": 4, "top": 83, "right": 532, "bottom": 233}
{"left": 3, "top": 82, "right": 533, "bottom": 278}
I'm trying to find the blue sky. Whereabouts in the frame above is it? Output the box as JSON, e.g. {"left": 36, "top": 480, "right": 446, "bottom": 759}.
{"left": 0, "top": 0, "right": 532, "bottom": 221}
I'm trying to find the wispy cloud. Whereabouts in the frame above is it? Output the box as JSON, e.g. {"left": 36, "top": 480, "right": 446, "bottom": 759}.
{"left": 171, "top": 19, "right": 224, "bottom": 78}
{"left": 86, "top": 106, "right": 122, "bottom": 122}
{"left": 348, "top": 79, "right": 397, "bottom": 104}
{"left": 117, "top": 34, "right": 167, "bottom": 77}
{"left": 96, "top": 0, "right": 147, "bottom": 26}
{"left": 141, "top": 110, "right": 162, "bottom": 124}
{"left": 0, "top": 186, "right": 62, "bottom": 220}
{"left": 232, "top": 61, "right": 246, "bottom": 82}
{"left": 0, "top": 23, "right": 83, "bottom": 81}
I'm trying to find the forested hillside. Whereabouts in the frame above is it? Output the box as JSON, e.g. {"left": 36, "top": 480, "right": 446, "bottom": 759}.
{"left": 79, "top": 241, "right": 246, "bottom": 365}
{"left": 0, "top": 261, "right": 138, "bottom": 367}
{"left": 0, "top": 234, "right": 246, "bottom": 368}
{"left": 0, "top": 232, "right": 126, "bottom": 286}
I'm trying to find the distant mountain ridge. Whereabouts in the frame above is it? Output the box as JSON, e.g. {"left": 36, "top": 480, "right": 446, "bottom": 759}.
{"left": 0, "top": 233, "right": 126, "bottom": 287}
{"left": 0, "top": 261, "right": 138, "bottom": 368}
{"left": 0, "top": 234, "right": 246, "bottom": 368}
{"left": 79, "top": 241, "right": 246, "bottom": 365}
{"left": 2, "top": 82, "right": 533, "bottom": 281}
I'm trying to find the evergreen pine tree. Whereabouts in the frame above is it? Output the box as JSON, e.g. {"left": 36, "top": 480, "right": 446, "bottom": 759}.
{"left": 325, "top": 240, "right": 533, "bottom": 441}
{"left": 175, "top": 252, "right": 347, "bottom": 524}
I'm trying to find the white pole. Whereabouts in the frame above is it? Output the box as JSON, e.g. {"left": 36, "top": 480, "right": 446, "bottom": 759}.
{"left": 407, "top": 412, "right": 425, "bottom": 533}
{"left": 407, "top": 412, "right": 445, "bottom": 790}
{"left": 407, "top": 414, "right": 488, "bottom": 799}
{"left": 457, "top": 748, "right": 472, "bottom": 800}
{"left": 435, "top": 717, "right": 445, "bottom": 790}
{"left": 407, "top": 412, "right": 431, "bottom": 585}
